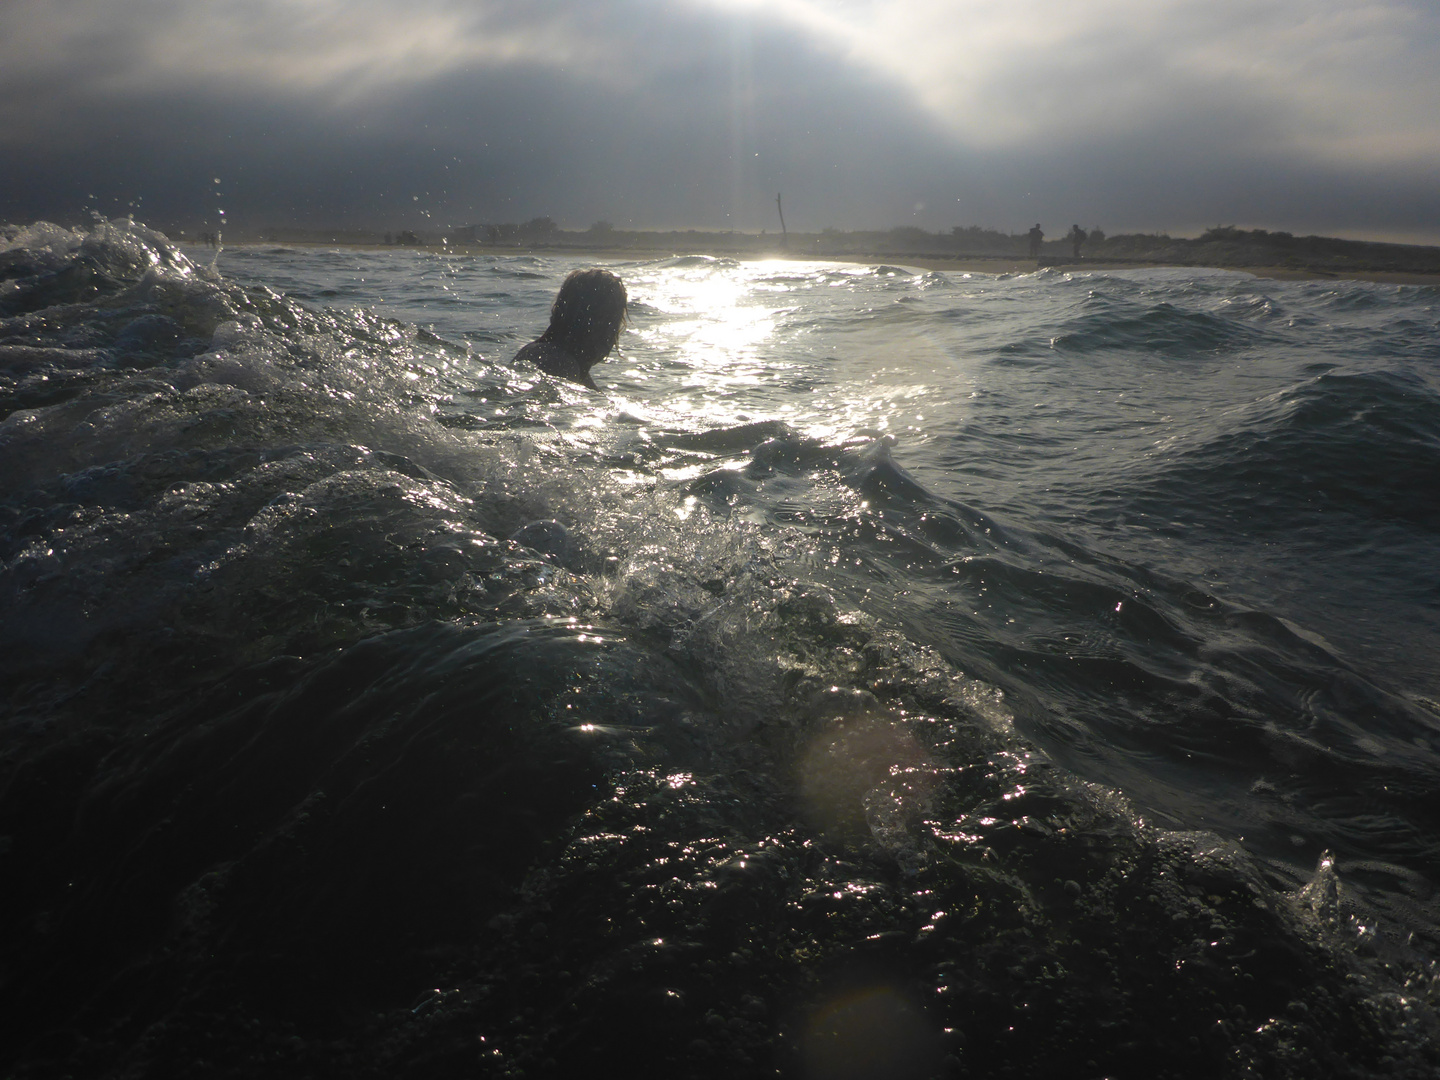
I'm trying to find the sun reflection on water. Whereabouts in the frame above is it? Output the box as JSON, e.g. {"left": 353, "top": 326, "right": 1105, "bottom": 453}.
{"left": 624, "top": 259, "right": 797, "bottom": 426}
{"left": 558, "top": 257, "right": 979, "bottom": 455}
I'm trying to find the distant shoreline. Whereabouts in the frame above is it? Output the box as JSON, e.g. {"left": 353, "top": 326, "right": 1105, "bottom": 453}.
{"left": 214, "top": 240, "right": 1440, "bottom": 287}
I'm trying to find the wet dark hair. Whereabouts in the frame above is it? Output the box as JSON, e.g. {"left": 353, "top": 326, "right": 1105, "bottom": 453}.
{"left": 539, "top": 268, "right": 628, "bottom": 366}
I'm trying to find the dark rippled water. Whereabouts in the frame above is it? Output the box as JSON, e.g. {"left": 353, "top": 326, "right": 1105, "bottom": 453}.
{"left": 3, "top": 220, "right": 1440, "bottom": 1078}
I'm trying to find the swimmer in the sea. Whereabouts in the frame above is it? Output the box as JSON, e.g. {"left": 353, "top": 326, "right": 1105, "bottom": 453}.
{"left": 513, "top": 268, "right": 628, "bottom": 389}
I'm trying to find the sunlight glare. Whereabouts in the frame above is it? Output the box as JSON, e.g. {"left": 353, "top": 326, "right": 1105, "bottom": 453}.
{"left": 635, "top": 262, "right": 778, "bottom": 386}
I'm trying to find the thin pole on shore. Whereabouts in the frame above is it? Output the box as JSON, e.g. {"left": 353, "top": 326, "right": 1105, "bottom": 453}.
{"left": 776, "top": 193, "right": 787, "bottom": 245}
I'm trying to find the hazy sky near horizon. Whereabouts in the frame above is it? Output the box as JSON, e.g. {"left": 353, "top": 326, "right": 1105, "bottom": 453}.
{"left": 4, "top": 0, "right": 1439, "bottom": 241}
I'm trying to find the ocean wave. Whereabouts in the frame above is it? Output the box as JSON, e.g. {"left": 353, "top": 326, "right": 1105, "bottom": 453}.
{"left": 1146, "top": 369, "right": 1440, "bottom": 528}
{"left": 4, "top": 220, "right": 1440, "bottom": 1077}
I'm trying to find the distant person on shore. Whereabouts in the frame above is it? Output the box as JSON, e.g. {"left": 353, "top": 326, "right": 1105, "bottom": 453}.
{"left": 514, "top": 268, "right": 628, "bottom": 389}
{"left": 1028, "top": 224, "right": 1044, "bottom": 258}
{"left": 1068, "top": 224, "right": 1088, "bottom": 258}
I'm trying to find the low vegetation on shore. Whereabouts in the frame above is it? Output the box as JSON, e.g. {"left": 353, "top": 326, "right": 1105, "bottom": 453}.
{"left": 235, "top": 218, "right": 1440, "bottom": 277}
{"left": 1093, "top": 226, "right": 1440, "bottom": 276}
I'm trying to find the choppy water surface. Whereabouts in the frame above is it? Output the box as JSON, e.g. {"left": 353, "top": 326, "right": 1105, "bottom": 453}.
{"left": 3, "top": 220, "right": 1440, "bottom": 1078}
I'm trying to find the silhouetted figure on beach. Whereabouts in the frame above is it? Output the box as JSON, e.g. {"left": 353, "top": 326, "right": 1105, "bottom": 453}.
{"left": 1068, "top": 224, "right": 1088, "bottom": 258}
{"left": 1027, "top": 224, "right": 1044, "bottom": 258}
{"left": 514, "top": 268, "right": 628, "bottom": 389}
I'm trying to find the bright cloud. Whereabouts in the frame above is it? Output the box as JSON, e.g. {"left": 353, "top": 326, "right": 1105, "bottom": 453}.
{"left": 707, "top": 0, "right": 1440, "bottom": 163}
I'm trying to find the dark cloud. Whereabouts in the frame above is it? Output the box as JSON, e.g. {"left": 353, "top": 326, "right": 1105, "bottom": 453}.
{"left": 3, "top": 0, "right": 1438, "bottom": 242}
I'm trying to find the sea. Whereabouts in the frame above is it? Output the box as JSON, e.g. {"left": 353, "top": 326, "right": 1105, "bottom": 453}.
{"left": 3, "top": 217, "right": 1440, "bottom": 1078}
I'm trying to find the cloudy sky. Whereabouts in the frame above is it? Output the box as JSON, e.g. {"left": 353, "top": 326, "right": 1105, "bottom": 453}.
{"left": 3, "top": 0, "right": 1439, "bottom": 242}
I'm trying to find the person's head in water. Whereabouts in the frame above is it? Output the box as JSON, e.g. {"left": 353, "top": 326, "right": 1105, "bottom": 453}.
{"left": 539, "top": 267, "right": 627, "bottom": 367}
